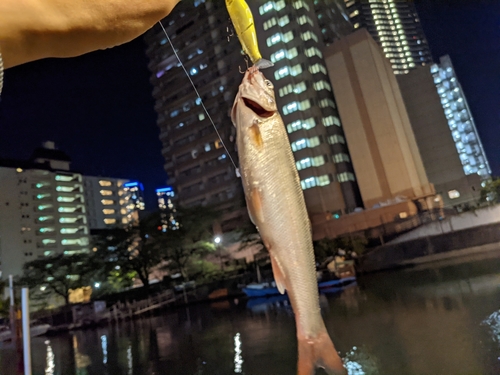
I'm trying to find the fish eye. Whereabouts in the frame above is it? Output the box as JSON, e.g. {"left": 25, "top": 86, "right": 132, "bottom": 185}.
{"left": 264, "top": 80, "right": 273, "bottom": 88}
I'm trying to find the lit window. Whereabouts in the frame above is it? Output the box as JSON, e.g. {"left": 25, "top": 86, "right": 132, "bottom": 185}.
{"left": 104, "top": 218, "right": 117, "bottom": 225}
{"left": 309, "top": 64, "right": 327, "bottom": 75}
{"left": 296, "top": 156, "right": 325, "bottom": 171}
{"left": 263, "top": 17, "right": 277, "bottom": 30}
{"left": 61, "top": 228, "right": 79, "bottom": 234}
{"left": 60, "top": 217, "right": 78, "bottom": 223}
{"left": 267, "top": 33, "right": 282, "bottom": 47}
{"left": 103, "top": 209, "right": 115, "bottom": 215}
{"left": 318, "top": 98, "right": 336, "bottom": 109}
{"left": 57, "top": 196, "right": 75, "bottom": 202}
{"left": 305, "top": 47, "right": 323, "bottom": 59}
{"left": 448, "top": 190, "right": 460, "bottom": 199}
{"left": 333, "top": 153, "right": 351, "bottom": 163}
{"left": 327, "top": 134, "right": 345, "bottom": 144}
{"left": 38, "top": 204, "right": 53, "bottom": 211}
{"left": 286, "top": 118, "right": 316, "bottom": 133}
{"left": 58, "top": 207, "right": 77, "bottom": 213}
{"left": 39, "top": 227, "right": 55, "bottom": 233}
{"left": 337, "top": 172, "right": 355, "bottom": 182}
{"left": 349, "top": 10, "right": 359, "bottom": 17}
{"left": 56, "top": 186, "right": 74, "bottom": 192}
{"left": 313, "top": 81, "right": 331, "bottom": 92}
{"left": 198, "top": 113, "right": 205, "bottom": 121}
{"left": 275, "top": 0, "right": 285, "bottom": 11}
{"left": 271, "top": 50, "right": 285, "bottom": 63}
{"left": 101, "top": 199, "right": 114, "bottom": 205}
{"left": 301, "top": 177, "right": 316, "bottom": 190}
{"left": 42, "top": 239, "right": 56, "bottom": 245}
{"left": 259, "top": 2, "right": 273, "bottom": 14}
{"left": 100, "top": 190, "right": 113, "bottom": 196}
{"left": 278, "top": 15, "right": 290, "bottom": 27}
{"left": 55, "top": 175, "right": 73, "bottom": 182}
{"left": 291, "top": 136, "right": 320, "bottom": 151}
{"left": 301, "top": 31, "right": 318, "bottom": 43}
{"left": 293, "top": 1, "right": 310, "bottom": 11}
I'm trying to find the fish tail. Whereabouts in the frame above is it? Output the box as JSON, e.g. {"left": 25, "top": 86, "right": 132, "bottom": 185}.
{"left": 254, "top": 58, "right": 274, "bottom": 69}
{"left": 297, "top": 330, "right": 346, "bottom": 375}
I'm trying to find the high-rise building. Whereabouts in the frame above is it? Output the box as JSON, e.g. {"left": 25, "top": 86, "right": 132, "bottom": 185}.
{"left": 324, "top": 29, "right": 436, "bottom": 209}
{"left": 144, "top": 1, "right": 248, "bottom": 232}
{"left": 430, "top": 55, "right": 491, "bottom": 179}
{"left": 145, "top": 0, "right": 365, "bottom": 229}
{"left": 345, "top": 0, "right": 432, "bottom": 74}
{"left": 250, "top": 0, "right": 363, "bottom": 215}
{"left": 0, "top": 142, "right": 90, "bottom": 278}
{"left": 397, "top": 64, "right": 484, "bottom": 208}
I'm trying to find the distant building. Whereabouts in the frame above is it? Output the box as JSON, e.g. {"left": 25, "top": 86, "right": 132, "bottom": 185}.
{"left": 397, "top": 64, "right": 484, "bottom": 208}
{"left": 144, "top": 1, "right": 248, "bottom": 232}
{"left": 325, "top": 29, "right": 436, "bottom": 209}
{"left": 156, "top": 186, "right": 179, "bottom": 231}
{"left": 430, "top": 55, "right": 490, "bottom": 179}
{"left": 123, "top": 181, "right": 146, "bottom": 211}
{"left": 0, "top": 142, "right": 90, "bottom": 278}
{"left": 83, "top": 176, "right": 141, "bottom": 229}
{"left": 0, "top": 142, "right": 144, "bottom": 278}
{"left": 345, "top": 0, "right": 432, "bottom": 74}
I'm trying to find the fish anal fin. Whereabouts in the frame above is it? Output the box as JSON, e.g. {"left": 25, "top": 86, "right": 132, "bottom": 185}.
{"left": 297, "top": 331, "right": 346, "bottom": 375}
{"left": 247, "top": 188, "right": 264, "bottom": 225}
{"left": 270, "top": 254, "right": 286, "bottom": 295}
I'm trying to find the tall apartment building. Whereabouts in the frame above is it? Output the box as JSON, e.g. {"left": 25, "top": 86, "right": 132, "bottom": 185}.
{"left": 250, "top": 0, "right": 362, "bottom": 215}
{"left": 0, "top": 142, "right": 145, "bottom": 277}
{"left": 345, "top": 0, "right": 432, "bottom": 74}
{"left": 83, "top": 176, "right": 141, "bottom": 229}
{"left": 324, "top": 29, "right": 435, "bottom": 209}
{"left": 0, "top": 143, "right": 90, "bottom": 278}
{"left": 146, "top": 0, "right": 364, "bottom": 228}
{"left": 430, "top": 55, "right": 490, "bottom": 179}
{"left": 144, "top": 1, "right": 248, "bottom": 232}
{"left": 397, "top": 63, "right": 484, "bottom": 208}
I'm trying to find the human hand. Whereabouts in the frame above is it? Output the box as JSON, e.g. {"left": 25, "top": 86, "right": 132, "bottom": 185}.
{"left": 0, "top": 0, "right": 180, "bottom": 68}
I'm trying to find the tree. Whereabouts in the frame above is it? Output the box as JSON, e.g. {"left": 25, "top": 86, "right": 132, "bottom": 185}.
{"left": 480, "top": 177, "right": 500, "bottom": 205}
{"left": 156, "top": 206, "right": 220, "bottom": 282}
{"left": 20, "top": 253, "right": 94, "bottom": 305}
{"left": 92, "top": 213, "right": 164, "bottom": 288}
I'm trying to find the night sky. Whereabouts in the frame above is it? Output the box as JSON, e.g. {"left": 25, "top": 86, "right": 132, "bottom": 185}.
{"left": 0, "top": 1, "right": 498, "bottom": 210}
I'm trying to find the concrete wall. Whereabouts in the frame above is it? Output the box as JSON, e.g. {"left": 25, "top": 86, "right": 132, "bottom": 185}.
{"left": 324, "top": 29, "right": 435, "bottom": 209}
{"left": 389, "top": 204, "right": 500, "bottom": 244}
{"left": 359, "top": 221, "right": 500, "bottom": 273}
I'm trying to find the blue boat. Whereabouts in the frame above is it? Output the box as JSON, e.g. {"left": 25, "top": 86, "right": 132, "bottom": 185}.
{"left": 242, "top": 276, "right": 357, "bottom": 298}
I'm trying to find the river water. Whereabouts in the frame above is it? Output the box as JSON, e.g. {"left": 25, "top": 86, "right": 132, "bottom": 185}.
{"left": 2, "top": 251, "right": 500, "bottom": 375}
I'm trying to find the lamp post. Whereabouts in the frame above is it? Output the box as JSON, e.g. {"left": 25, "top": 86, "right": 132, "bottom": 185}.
{"left": 214, "top": 236, "right": 224, "bottom": 272}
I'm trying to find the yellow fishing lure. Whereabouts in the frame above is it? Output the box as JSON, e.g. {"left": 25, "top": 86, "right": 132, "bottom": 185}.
{"left": 226, "top": 0, "right": 273, "bottom": 69}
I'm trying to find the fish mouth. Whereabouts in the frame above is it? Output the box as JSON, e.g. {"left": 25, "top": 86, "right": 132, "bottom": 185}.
{"left": 242, "top": 97, "right": 275, "bottom": 118}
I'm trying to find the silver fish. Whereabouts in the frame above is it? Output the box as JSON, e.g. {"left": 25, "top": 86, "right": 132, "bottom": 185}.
{"left": 231, "top": 67, "right": 346, "bottom": 375}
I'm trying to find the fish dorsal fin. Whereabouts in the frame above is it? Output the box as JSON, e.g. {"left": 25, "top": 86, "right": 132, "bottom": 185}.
{"left": 270, "top": 254, "right": 286, "bottom": 295}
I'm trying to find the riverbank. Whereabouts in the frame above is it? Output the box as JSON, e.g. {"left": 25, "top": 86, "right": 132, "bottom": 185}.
{"left": 358, "top": 207, "right": 500, "bottom": 273}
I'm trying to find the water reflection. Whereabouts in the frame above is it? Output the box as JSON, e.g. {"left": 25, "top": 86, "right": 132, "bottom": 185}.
{"left": 2, "top": 251, "right": 500, "bottom": 374}
{"left": 100, "top": 335, "right": 107, "bottom": 364}
{"left": 233, "top": 333, "right": 243, "bottom": 373}
{"left": 45, "top": 340, "right": 55, "bottom": 375}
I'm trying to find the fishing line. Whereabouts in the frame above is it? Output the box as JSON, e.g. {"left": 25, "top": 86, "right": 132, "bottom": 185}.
{"left": 158, "top": 21, "right": 240, "bottom": 174}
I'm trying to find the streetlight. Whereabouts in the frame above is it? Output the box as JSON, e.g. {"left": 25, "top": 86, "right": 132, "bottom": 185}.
{"left": 214, "top": 236, "right": 223, "bottom": 271}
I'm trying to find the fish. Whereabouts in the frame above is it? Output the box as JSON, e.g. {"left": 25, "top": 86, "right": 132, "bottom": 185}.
{"left": 231, "top": 66, "right": 347, "bottom": 375}
{"left": 225, "top": 0, "right": 273, "bottom": 69}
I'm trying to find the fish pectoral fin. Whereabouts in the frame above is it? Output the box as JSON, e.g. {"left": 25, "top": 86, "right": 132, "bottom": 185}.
{"left": 270, "top": 254, "right": 287, "bottom": 295}
{"left": 249, "top": 122, "right": 263, "bottom": 148}
{"left": 297, "top": 330, "right": 346, "bottom": 375}
{"left": 247, "top": 188, "right": 264, "bottom": 225}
